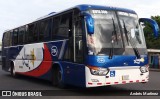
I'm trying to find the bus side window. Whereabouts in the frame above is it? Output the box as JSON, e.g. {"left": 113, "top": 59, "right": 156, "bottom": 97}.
{"left": 28, "top": 24, "right": 34, "bottom": 43}
{"left": 9, "top": 32, "right": 12, "bottom": 46}
{"left": 33, "top": 23, "right": 39, "bottom": 42}
{"left": 51, "top": 18, "right": 55, "bottom": 40}
{"left": 3, "top": 32, "right": 8, "bottom": 47}
{"left": 44, "top": 19, "right": 52, "bottom": 41}
{"left": 3, "top": 32, "right": 11, "bottom": 47}
{"left": 13, "top": 29, "right": 18, "bottom": 45}
{"left": 39, "top": 21, "right": 46, "bottom": 42}
{"left": 18, "top": 27, "right": 25, "bottom": 45}
{"left": 58, "top": 14, "right": 70, "bottom": 38}
{"left": 24, "top": 25, "right": 29, "bottom": 44}
{"left": 52, "top": 17, "right": 60, "bottom": 40}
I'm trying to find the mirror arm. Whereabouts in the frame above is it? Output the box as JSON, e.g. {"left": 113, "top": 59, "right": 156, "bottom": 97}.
{"left": 139, "top": 18, "right": 159, "bottom": 37}
{"left": 81, "top": 12, "right": 94, "bottom": 34}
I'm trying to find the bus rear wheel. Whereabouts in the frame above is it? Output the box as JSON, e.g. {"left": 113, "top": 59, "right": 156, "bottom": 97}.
{"left": 11, "top": 63, "right": 17, "bottom": 77}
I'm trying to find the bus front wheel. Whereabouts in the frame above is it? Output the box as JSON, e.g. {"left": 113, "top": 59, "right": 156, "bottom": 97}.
{"left": 52, "top": 65, "right": 65, "bottom": 88}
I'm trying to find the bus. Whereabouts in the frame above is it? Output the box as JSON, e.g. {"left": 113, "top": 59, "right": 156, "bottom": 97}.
{"left": 2, "top": 4, "right": 159, "bottom": 88}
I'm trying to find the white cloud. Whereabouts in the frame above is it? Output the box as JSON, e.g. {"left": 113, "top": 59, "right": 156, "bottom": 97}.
{"left": 0, "top": 0, "right": 160, "bottom": 41}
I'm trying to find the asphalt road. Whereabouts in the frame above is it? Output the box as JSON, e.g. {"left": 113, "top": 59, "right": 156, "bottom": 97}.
{"left": 0, "top": 66, "right": 160, "bottom": 99}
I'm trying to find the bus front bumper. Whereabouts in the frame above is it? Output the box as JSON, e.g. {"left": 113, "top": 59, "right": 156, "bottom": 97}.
{"left": 85, "top": 66, "right": 149, "bottom": 87}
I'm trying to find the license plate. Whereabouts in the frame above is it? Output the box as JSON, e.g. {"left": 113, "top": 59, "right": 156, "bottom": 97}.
{"left": 122, "top": 75, "right": 129, "bottom": 80}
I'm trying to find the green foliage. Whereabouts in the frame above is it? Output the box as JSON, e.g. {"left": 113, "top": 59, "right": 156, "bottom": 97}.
{"left": 144, "top": 16, "right": 160, "bottom": 49}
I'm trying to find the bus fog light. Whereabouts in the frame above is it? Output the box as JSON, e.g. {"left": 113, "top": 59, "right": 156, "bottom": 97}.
{"left": 140, "top": 65, "right": 149, "bottom": 73}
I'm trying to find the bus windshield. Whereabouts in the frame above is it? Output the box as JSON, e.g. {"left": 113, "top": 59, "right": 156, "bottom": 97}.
{"left": 87, "top": 10, "right": 147, "bottom": 56}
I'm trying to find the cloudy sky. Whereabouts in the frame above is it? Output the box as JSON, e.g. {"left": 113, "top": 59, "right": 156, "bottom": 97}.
{"left": 0, "top": 0, "right": 160, "bottom": 41}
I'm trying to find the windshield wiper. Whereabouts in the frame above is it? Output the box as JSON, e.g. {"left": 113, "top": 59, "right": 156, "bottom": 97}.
{"left": 108, "top": 37, "right": 114, "bottom": 59}
{"left": 112, "top": 18, "right": 118, "bottom": 44}
{"left": 108, "top": 18, "right": 117, "bottom": 59}
{"left": 123, "top": 20, "right": 129, "bottom": 45}
{"left": 122, "top": 20, "right": 141, "bottom": 59}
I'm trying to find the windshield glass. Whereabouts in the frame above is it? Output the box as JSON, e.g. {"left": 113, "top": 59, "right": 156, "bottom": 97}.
{"left": 87, "top": 10, "right": 147, "bottom": 56}
{"left": 87, "top": 10, "right": 124, "bottom": 55}
{"left": 117, "top": 11, "right": 147, "bottom": 55}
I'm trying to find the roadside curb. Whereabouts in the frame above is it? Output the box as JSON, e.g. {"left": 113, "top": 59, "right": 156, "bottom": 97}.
{"left": 149, "top": 68, "right": 160, "bottom": 72}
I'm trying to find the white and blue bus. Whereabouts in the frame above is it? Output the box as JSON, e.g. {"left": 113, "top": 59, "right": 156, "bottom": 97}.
{"left": 2, "top": 4, "right": 159, "bottom": 88}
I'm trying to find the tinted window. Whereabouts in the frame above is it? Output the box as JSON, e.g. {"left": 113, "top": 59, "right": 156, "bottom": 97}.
{"left": 3, "top": 32, "right": 11, "bottom": 47}
{"left": 18, "top": 27, "right": 25, "bottom": 44}
{"left": 24, "top": 25, "right": 29, "bottom": 44}
{"left": 28, "top": 24, "right": 34, "bottom": 43}
{"left": 52, "top": 17, "right": 60, "bottom": 39}
{"left": 33, "top": 23, "right": 39, "bottom": 42}
{"left": 39, "top": 19, "right": 52, "bottom": 42}
{"left": 52, "top": 13, "right": 72, "bottom": 40}
{"left": 58, "top": 14, "right": 70, "bottom": 37}
{"left": 13, "top": 29, "right": 18, "bottom": 45}
{"left": 44, "top": 19, "right": 52, "bottom": 41}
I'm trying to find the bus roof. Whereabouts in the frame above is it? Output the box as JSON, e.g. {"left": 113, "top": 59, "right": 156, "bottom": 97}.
{"left": 36, "top": 4, "right": 137, "bottom": 21}
{"left": 4, "top": 4, "right": 137, "bottom": 32}
{"left": 76, "top": 4, "right": 136, "bottom": 13}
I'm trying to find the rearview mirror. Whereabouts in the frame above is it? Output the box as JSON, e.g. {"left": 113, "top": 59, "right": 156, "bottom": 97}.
{"left": 139, "top": 18, "right": 159, "bottom": 37}
{"left": 85, "top": 15, "right": 94, "bottom": 34}
{"left": 81, "top": 12, "right": 94, "bottom": 34}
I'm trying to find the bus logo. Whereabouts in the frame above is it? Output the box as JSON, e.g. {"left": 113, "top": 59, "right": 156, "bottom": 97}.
{"left": 97, "top": 57, "right": 105, "bottom": 63}
{"left": 134, "top": 58, "right": 145, "bottom": 64}
{"left": 2, "top": 91, "right": 11, "bottom": 96}
{"left": 51, "top": 46, "right": 58, "bottom": 56}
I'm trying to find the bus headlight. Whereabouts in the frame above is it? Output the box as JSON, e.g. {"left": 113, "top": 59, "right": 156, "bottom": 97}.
{"left": 140, "top": 65, "right": 149, "bottom": 73}
{"left": 88, "top": 66, "right": 109, "bottom": 76}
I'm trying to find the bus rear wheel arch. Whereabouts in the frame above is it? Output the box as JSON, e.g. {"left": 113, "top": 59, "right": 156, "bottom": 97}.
{"left": 52, "top": 64, "right": 65, "bottom": 88}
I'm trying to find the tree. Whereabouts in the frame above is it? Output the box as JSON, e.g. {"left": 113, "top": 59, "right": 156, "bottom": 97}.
{"left": 143, "top": 16, "right": 160, "bottom": 49}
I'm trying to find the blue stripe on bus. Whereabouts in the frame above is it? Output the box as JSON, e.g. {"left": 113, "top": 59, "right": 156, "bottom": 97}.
{"left": 86, "top": 55, "right": 148, "bottom": 67}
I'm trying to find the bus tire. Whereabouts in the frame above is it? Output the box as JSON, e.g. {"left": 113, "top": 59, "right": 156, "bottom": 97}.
{"left": 10, "top": 62, "right": 17, "bottom": 78}
{"left": 52, "top": 65, "right": 65, "bottom": 88}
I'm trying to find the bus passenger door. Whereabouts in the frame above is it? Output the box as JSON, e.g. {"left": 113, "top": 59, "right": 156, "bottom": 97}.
{"left": 74, "top": 19, "right": 84, "bottom": 63}
{"left": 72, "top": 18, "right": 85, "bottom": 86}
{"left": 63, "top": 14, "right": 85, "bottom": 86}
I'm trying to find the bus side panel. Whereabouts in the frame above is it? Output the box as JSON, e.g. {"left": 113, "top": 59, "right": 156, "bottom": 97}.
{"left": 46, "top": 40, "right": 86, "bottom": 87}
{"left": 35, "top": 40, "right": 67, "bottom": 80}
{"left": 46, "top": 40, "right": 85, "bottom": 87}
{"left": 2, "top": 48, "right": 8, "bottom": 71}
{"left": 60, "top": 62, "right": 86, "bottom": 87}
{"left": 11, "top": 41, "right": 65, "bottom": 79}
{"left": 14, "top": 43, "right": 53, "bottom": 78}
{"left": 2, "top": 46, "right": 21, "bottom": 72}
